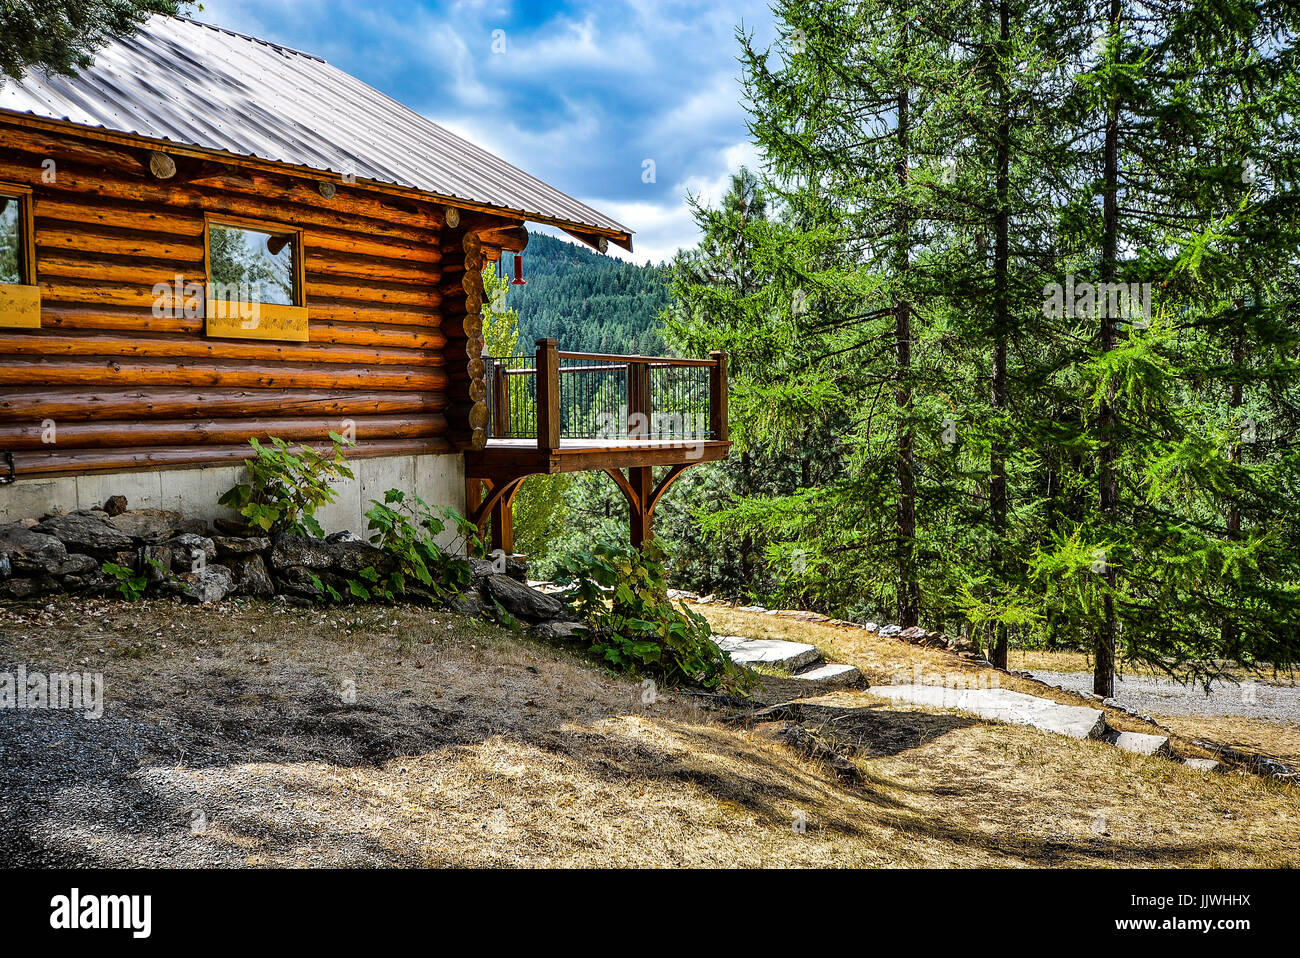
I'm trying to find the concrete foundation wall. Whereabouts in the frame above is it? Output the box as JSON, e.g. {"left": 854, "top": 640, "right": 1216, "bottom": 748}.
{"left": 0, "top": 454, "right": 467, "bottom": 549}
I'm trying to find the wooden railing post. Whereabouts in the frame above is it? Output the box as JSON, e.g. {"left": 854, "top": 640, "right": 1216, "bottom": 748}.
{"left": 709, "top": 350, "right": 729, "bottom": 441}
{"left": 490, "top": 358, "right": 509, "bottom": 438}
{"left": 535, "top": 338, "right": 560, "bottom": 452}
{"left": 627, "top": 360, "right": 650, "bottom": 439}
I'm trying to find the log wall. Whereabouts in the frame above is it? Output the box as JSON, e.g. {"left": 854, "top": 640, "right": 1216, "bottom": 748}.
{"left": 0, "top": 117, "right": 487, "bottom": 478}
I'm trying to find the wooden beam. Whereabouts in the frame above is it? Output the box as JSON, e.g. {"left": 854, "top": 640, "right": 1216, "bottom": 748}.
{"left": 710, "top": 350, "right": 729, "bottom": 441}
{"left": 535, "top": 338, "right": 560, "bottom": 452}
{"left": 476, "top": 224, "right": 528, "bottom": 252}
{"left": 147, "top": 150, "right": 176, "bottom": 180}
{"left": 628, "top": 466, "right": 653, "bottom": 548}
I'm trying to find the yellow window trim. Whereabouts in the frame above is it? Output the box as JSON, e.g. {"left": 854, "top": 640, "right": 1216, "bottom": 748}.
{"left": 205, "top": 300, "right": 310, "bottom": 342}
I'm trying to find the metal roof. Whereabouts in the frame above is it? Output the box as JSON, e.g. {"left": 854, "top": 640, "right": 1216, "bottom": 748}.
{"left": 0, "top": 15, "right": 632, "bottom": 248}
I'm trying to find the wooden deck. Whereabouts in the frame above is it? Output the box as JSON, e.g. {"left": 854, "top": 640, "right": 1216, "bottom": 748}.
{"left": 466, "top": 437, "right": 732, "bottom": 480}
{"left": 464, "top": 342, "right": 731, "bottom": 552}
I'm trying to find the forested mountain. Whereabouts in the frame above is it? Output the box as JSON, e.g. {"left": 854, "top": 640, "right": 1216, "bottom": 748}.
{"left": 498, "top": 232, "right": 668, "bottom": 356}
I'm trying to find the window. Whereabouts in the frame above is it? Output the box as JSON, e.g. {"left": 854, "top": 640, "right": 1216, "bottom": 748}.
{"left": 0, "top": 193, "right": 23, "bottom": 285}
{"left": 0, "top": 183, "right": 39, "bottom": 329}
{"left": 204, "top": 216, "right": 307, "bottom": 342}
{"left": 208, "top": 222, "right": 298, "bottom": 305}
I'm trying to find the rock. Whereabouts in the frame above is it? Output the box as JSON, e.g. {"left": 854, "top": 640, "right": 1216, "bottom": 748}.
{"left": 0, "top": 524, "right": 68, "bottom": 575}
{"left": 275, "top": 565, "right": 336, "bottom": 600}
{"left": 53, "top": 554, "right": 98, "bottom": 576}
{"left": 1183, "top": 758, "right": 1220, "bottom": 772}
{"left": 480, "top": 574, "right": 571, "bottom": 623}
{"left": 270, "top": 534, "right": 389, "bottom": 576}
{"left": 142, "top": 545, "right": 173, "bottom": 584}
{"left": 103, "top": 495, "right": 129, "bottom": 516}
{"left": 32, "top": 512, "right": 134, "bottom": 556}
{"left": 165, "top": 564, "right": 234, "bottom": 604}
{"left": 0, "top": 555, "right": 9, "bottom": 578}
{"left": 879, "top": 624, "right": 903, "bottom": 637}
{"left": 213, "top": 517, "right": 254, "bottom": 536}
{"left": 63, "top": 570, "right": 115, "bottom": 597}
{"left": 864, "top": 622, "right": 880, "bottom": 632}
{"left": 108, "top": 510, "right": 184, "bottom": 544}
{"left": 899, "top": 626, "right": 928, "bottom": 642}
{"left": 447, "top": 591, "right": 485, "bottom": 616}
{"left": 1105, "top": 730, "right": 1173, "bottom": 758}
{"left": 0, "top": 575, "right": 59, "bottom": 599}
{"left": 213, "top": 535, "right": 271, "bottom": 556}
{"left": 468, "top": 554, "right": 529, "bottom": 582}
{"left": 528, "top": 620, "right": 587, "bottom": 643}
{"left": 504, "top": 555, "right": 528, "bottom": 582}
{"left": 227, "top": 553, "right": 275, "bottom": 597}
{"left": 166, "top": 533, "right": 217, "bottom": 573}
{"left": 325, "top": 530, "right": 364, "bottom": 544}
{"left": 714, "top": 635, "right": 821, "bottom": 671}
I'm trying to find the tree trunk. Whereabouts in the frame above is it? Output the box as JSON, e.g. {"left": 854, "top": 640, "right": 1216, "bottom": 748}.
{"left": 1222, "top": 326, "right": 1245, "bottom": 649}
{"left": 894, "top": 56, "right": 920, "bottom": 629}
{"left": 1095, "top": 0, "right": 1122, "bottom": 698}
{"left": 989, "top": 0, "right": 1011, "bottom": 670}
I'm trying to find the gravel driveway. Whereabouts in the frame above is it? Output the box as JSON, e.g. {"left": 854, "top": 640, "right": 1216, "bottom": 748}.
{"left": 1032, "top": 670, "right": 1300, "bottom": 722}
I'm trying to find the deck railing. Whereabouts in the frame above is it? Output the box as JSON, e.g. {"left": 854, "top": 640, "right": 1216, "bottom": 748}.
{"left": 485, "top": 338, "right": 729, "bottom": 450}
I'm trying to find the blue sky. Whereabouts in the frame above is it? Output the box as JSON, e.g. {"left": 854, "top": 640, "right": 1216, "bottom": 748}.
{"left": 193, "top": 0, "right": 778, "bottom": 263}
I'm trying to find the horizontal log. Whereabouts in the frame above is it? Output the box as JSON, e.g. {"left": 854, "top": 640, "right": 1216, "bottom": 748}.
{"left": 0, "top": 387, "right": 446, "bottom": 422}
{"left": 0, "top": 357, "right": 446, "bottom": 391}
{"left": 0, "top": 414, "right": 446, "bottom": 450}
{"left": 304, "top": 248, "right": 439, "bottom": 284}
{"left": 12, "top": 437, "right": 456, "bottom": 477}
{"left": 0, "top": 330, "right": 442, "bottom": 367}
{"left": 307, "top": 321, "right": 446, "bottom": 351}
{"left": 37, "top": 254, "right": 205, "bottom": 284}
{"left": 300, "top": 301, "right": 443, "bottom": 327}
{"left": 40, "top": 305, "right": 202, "bottom": 335}
{"left": 305, "top": 276, "right": 441, "bottom": 308}
{"left": 36, "top": 221, "right": 203, "bottom": 260}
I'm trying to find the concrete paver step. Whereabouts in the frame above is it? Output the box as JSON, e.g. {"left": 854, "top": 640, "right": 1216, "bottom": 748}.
{"left": 867, "top": 684, "right": 1108, "bottom": 739}
{"left": 714, "top": 635, "right": 821, "bottom": 671}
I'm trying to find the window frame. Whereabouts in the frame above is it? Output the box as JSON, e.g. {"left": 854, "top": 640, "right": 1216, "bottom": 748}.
{"left": 0, "top": 181, "right": 40, "bottom": 330}
{"left": 0, "top": 181, "right": 37, "bottom": 286}
{"left": 202, "top": 212, "right": 308, "bottom": 342}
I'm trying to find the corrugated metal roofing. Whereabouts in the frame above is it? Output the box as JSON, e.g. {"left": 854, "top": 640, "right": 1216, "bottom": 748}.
{"left": 0, "top": 15, "right": 632, "bottom": 247}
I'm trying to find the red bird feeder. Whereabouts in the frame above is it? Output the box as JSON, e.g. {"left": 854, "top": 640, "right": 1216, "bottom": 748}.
{"left": 511, "top": 253, "right": 527, "bottom": 285}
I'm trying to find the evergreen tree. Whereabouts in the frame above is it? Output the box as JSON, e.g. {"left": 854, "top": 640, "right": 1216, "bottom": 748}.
{"left": 0, "top": 0, "right": 182, "bottom": 79}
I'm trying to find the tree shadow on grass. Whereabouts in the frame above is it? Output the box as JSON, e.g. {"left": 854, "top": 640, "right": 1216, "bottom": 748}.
{"left": 0, "top": 669, "right": 1255, "bottom": 868}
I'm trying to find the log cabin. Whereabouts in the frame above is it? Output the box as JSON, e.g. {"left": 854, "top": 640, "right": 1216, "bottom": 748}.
{"left": 0, "top": 15, "right": 729, "bottom": 552}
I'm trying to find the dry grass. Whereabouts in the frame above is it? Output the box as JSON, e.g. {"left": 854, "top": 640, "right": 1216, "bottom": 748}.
{"left": 2, "top": 597, "right": 1297, "bottom": 867}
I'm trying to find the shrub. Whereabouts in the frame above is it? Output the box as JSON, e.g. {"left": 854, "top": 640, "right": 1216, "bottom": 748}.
{"left": 102, "top": 558, "right": 168, "bottom": 601}
{"left": 360, "top": 489, "right": 477, "bottom": 601}
{"left": 218, "top": 434, "right": 354, "bottom": 537}
{"left": 553, "top": 541, "right": 750, "bottom": 693}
